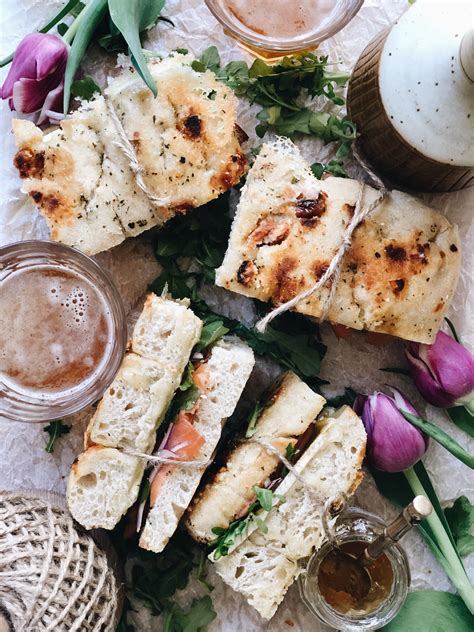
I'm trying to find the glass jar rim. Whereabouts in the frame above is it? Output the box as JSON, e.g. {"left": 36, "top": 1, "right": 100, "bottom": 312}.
{"left": 0, "top": 240, "right": 127, "bottom": 423}
{"left": 205, "top": 0, "right": 364, "bottom": 52}
{"left": 298, "top": 506, "right": 411, "bottom": 630}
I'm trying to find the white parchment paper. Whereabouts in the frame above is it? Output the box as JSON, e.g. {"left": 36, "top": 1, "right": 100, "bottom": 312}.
{"left": 0, "top": 1, "right": 472, "bottom": 630}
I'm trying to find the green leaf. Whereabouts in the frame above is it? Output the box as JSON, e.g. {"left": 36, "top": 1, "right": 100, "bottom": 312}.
{"left": 179, "top": 362, "right": 195, "bottom": 391}
{"left": 57, "top": 23, "right": 69, "bottom": 36}
{"left": 173, "top": 596, "right": 217, "bottom": 632}
{"left": 108, "top": 0, "right": 166, "bottom": 98}
{"left": 401, "top": 411, "right": 474, "bottom": 469}
{"left": 195, "top": 318, "right": 229, "bottom": 352}
{"left": 63, "top": 0, "right": 108, "bottom": 112}
{"left": 324, "top": 387, "right": 358, "bottom": 409}
{"left": 138, "top": 477, "right": 151, "bottom": 504}
{"left": 193, "top": 45, "right": 221, "bottom": 73}
{"left": 381, "top": 591, "right": 474, "bottom": 631}
{"left": 253, "top": 516, "right": 268, "bottom": 534}
{"left": 245, "top": 400, "right": 265, "bottom": 438}
{"left": 445, "top": 496, "right": 474, "bottom": 558}
{"left": 448, "top": 406, "right": 474, "bottom": 438}
{"left": 44, "top": 420, "right": 71, "bottom": 453}
{"left": 71, "top": 75, "right": 101, "bottom": 100}
{"left": 253, "top": 486, "right": 273, "bottom": 512}
{"left": 445, "top": 317, "right": 461, "bottom": 343}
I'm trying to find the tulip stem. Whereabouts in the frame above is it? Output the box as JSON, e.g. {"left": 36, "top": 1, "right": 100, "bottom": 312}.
{"left": 401, "top": 411, "right": 474, "bottom": 469}
{"left": 404, "top": 467, "right": 474, "bottom": 614}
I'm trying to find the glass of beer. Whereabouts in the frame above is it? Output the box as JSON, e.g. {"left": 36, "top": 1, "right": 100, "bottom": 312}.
{"left": 0, "top": 240, "right": 127, "bottom": 422}
{"left": 205, "top": 0, "right": 364, "bottom": 60}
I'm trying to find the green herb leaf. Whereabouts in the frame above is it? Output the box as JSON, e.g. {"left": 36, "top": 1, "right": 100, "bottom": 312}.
{"left": 108, "top": 0, "right": 166, "bottom": 98}
{"left": 138, "top": 477, "right": 151, "bottom": 504}
{"left": 44, "top": 420, "right": 70, "bottom": 453}
{"left": 253, "top": 486, "right": 273, "bottom": 512}
{"left": 310, "top": 160, "right": 348, "bottom": 179}
{"left": 245, "top": 400, "right": 265, "bottom": 438}
{"left": 445, "top": 496, "right": 474, "bottom": 558}
{"left": 192, "top": 45, "right": 221, "bottom": 73}
{"left": 71, "top": 75, "right": 101, "bottom": 100}
{"left": 179, "top": 362, "right": 196, "bottom": 391}
{"left": 381, "top": 591, "right": 474, "bottom": 631}
{"left": 172, "top": 596, "right": 217, "bottom": 632}
{"left": 195, "top": 317, "right": 229, "bottom": 353}
{"left": 63, "top": 0, "right": 108, "bottom": 111}
{"left": 447, "top": 406, "right": 474, "bottom": 438}
{"left": 400, "top": 411, "right": 474, "bottom": 469}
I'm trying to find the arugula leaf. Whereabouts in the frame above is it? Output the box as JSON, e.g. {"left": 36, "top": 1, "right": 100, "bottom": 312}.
{"left": 179, "top": 362, "right": 196, "bottom": 391}
{"left": 245, "top": 400, "right": 265, "bottom": 438}
{"left": 138, "top": 477, "right": 151, "bottom": 504}
{"left": 310, "top": 159, "right": 349, "bottom": 179}
{"left": 108, "top": 0, "right": 166, "bottom": 97}
{"left": 44, "top": 420, "right": 70, "bottom": 453}
{"left": 445, "top": 496, "right": 474, "bottom": 558}
{"left": 448, "top": 406, "right": 474, "bottom": 438}
{"left": 254, "top": 486, "right": 273, "bottom": 512}
{"left": 210, "top": 487, "right": 283, "bottom": 560}
{"left": 196, "top": 47, "right": 355, "bottom": 155}
{"left": 71, "top": 75, "right": 101, "bottom": 100}
{"left": 171, "top": 596, "right": 217, "bottom": 632}
{"left": 381, "top": 591, "right": 474, "bottom": 632}
{"left": 194, "top": 316, "right": 229, "bottom": 353}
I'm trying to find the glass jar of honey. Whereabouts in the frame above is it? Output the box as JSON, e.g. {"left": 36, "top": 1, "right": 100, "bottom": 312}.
{"left": 205, "top": 0, "right": 363, "bottom": 61}
{"left": 299, "top": 507, "right": 410, "bottom": 630}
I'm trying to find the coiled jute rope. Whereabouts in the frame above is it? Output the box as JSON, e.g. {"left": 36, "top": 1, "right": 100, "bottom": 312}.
{"left": 0, "top": 491, "right": 122, "bottom": 632}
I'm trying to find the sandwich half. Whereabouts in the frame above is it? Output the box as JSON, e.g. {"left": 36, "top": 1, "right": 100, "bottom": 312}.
{"left": 67, "top": 293, "right": 202, "bottom": 529}
{"left": 12, "top": 52, "right": 247, "bottom": 255}
{"left": 185, "top": 371, "right": 326, "bottom": 544}
{"left": 210, "top": 406, "right": 367, "bottom": 620}
{"left": 216, "top": 139, "right": 461, "bottom": 343}
{"left": 67, "top": 294, "right": 255, "bottom": 541}
{"left": 138, "top": 337, "right": 255, "bottom": 553}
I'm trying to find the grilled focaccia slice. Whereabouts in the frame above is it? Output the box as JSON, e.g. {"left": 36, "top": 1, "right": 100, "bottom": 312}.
{"left": 12, "top": 53, "right": 247, "bottom": 255}
{"left": 216, "top": 139, "right": 461, "bottom": 343}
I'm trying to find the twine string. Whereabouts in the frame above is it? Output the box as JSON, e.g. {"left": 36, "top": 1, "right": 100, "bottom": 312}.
{"left": 104, "top": 98, "right": 172, "bottom": 208}
{"left": 256, "top": 182, "right": 388, "bottom": 333}
{"left": 122, "top": 446, "right": 211, "bottom": 468}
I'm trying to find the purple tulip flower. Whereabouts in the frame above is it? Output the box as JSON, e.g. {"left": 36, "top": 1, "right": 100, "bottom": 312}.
{"left": 1, "top": 33, "right": 68, "bottom": 125}
{"left": 406, "top": 331, "right": 474, "bottom": 413}
{"left": 362, "top": 388, "right": 429, "bottom": 472}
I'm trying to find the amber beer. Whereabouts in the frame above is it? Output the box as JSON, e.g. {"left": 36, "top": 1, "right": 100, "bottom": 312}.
{"left": 0, "top": 241, "right": 126, "bottom": 422}
{"left": 206, "top": 0, "right": 362, "bottom": 61}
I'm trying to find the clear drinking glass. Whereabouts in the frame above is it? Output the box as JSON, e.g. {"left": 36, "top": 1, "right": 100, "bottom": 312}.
{"left": 0, "top": 240, "right": 127, "bottom": 422}
{"left": 205, "top": 0, "right": 364, "bottom": 60}
{"left": 299, "top": 507, "right": 410, "bottom": 631}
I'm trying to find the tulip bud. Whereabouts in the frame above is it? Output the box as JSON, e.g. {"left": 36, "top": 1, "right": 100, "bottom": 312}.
{"left": 1, "top": 33, "right": 68, "bottom": 125}
{"left": 361, "top": 388, "right": 429, "bottom": 472}
{"left": 405, "top": 331, "right": 474, "bottom": 413}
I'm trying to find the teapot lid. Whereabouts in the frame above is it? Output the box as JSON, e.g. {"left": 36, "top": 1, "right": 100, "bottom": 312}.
{"left": 378, "top": 0, "right": 474, "bottom": 167}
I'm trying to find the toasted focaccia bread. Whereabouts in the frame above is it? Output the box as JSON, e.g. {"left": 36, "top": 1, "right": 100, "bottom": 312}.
{"left": 12, "top": 53, "right": 247, "bottom": 255}
{"left": 216, "top": 139, "right": 461, "bottom": 343}
{"left": 213, "top": 406, "right": 367, "bottom": 620}
{"left": 139, "top": 337, "right": 255, "bottom": 554}
{"left": 67, "top": 294, "right": 202, "bottom": 530}
{"left": 185, "top": 372, "right": 325, "bottom": 543}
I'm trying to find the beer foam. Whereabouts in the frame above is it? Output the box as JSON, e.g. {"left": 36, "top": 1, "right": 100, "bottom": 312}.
{"left": 0, "top": 266, "right": 114, "bottom": 397}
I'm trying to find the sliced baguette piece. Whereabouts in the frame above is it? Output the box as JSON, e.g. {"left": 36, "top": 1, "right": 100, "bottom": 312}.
{"left": 67, "top": 446, "right": 144, "bottom": 530}
{"left": 185, "top": 372, "right": 325, "bottom": 543}
{"left": 87, "top": 295, "right": 202, "bottom": 453}
{"left": 68, "top": 294, "right": 202, "bottom": 530}
{"left": 213, "top": 406, "right": 367, "bottom": 620}
{"left": 139, "top": 337, "right": 255, "bottom": 553}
